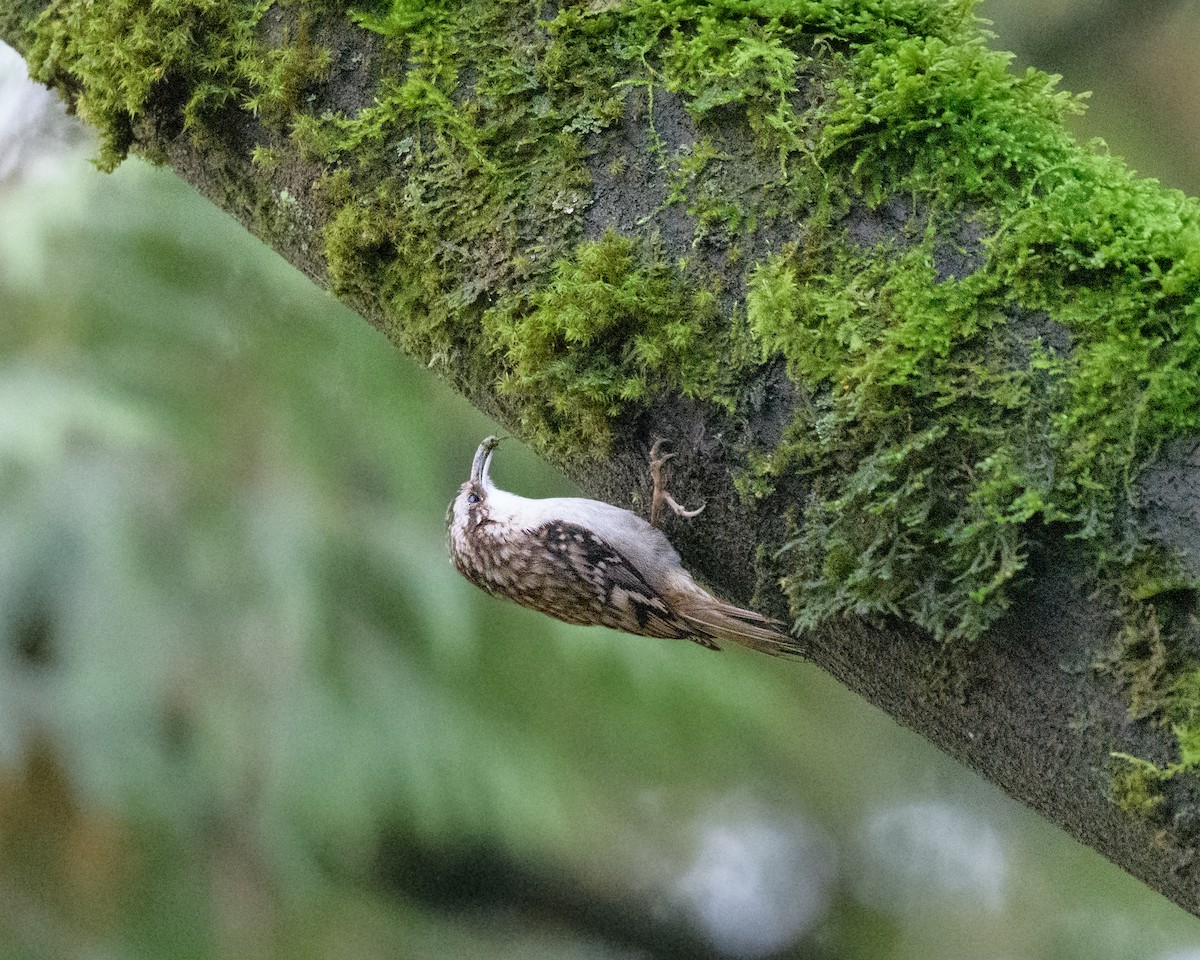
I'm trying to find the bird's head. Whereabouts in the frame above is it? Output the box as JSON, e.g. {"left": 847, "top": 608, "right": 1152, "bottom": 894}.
{"left": 448, "top": 435, "right": 502, "bottom": 534}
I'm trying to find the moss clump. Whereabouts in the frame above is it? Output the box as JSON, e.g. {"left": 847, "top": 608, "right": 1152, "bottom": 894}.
{"left": 1109, "top": 754, "right": 1167, "bottom": 823}
{"left": 1108, "top": 605, "right": 1177, "bottom": 722}
{"left": 483, "top": 231, "right": 736, "bottom": 453}
{"left": 822, "top": 34, "right": 1083, "bottom": 202}
{"left": 1096, "top": 602, "right": 1200, "bottom": 818}
{"left": 1106, "top": 656, "right": 1200, "bottom": 823}
{"left": 293, "top": 0, "right": 985, "bottom": 426}
{"left": 27, "top": 0, "right": 329, "bottom": 171}
{"left": 748, "top": 243, "right": 1062, "bottom": 641}
{"left": 1169, "top": 669, "right": 1200, "bottom": 771}
{"left": 294, "top": 0, "right": 623, "bottom": 366}
{"left": 734, "top": 16, "right": 1200, "bottom": 645}
{"left": 991, "top": 155, "right": 1200, "bottom": 480}
{"left": 653, "top": 15, "right": 811, "bottom": 174}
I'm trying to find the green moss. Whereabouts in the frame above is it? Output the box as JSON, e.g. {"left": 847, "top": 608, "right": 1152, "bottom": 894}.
{"left": 27, "top": 0, "right": 329, "bottom": 171}
{"left": 1092, "top": 602, "right": 1200, "bottom": 821}
{"left": 663, "top": 138, "right": 754, "bottom": 240}
{"left": 1109, "top": 605, "right": 1176, "bottom": 722}
{"left": 1109, "top": 754, "right": 1167, "bottom": 823}
{"left": 1169, "top": 669, "right": 1200, "bottom": 769}
{"left": 482, "top": 230, "right": 736, "bottom": 453}
{"left": 303, "top": 0, "right": 1004, "bottom": 440}
{"left": 293, "top": 0, "right": 623, "bottom": 365}
{"left": 747, "top": 242, "right": 1065, "bottom": 640}
{"left": 822, "top": 34, "right": 1083, "bottom": 203}
{"left": 735, "top": 15, "right": 1200, "bottom": 647}
{"left": 250, "top": 145, "right": 283, "bottom": 173}
{"left": 1104, "top": 661, "right": 1200, "bottom": 825}
{"left": 657, "top": 16, "right": 808, "bottom": 174}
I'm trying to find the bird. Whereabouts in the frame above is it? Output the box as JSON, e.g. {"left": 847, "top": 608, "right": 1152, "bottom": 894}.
{"left": 446, "top": 436, "right": 802, "bottom": 657}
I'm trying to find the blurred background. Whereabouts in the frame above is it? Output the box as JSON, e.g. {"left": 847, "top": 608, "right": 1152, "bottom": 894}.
{"left": 1, "top": 1, "right": 1199, "bottom": 957}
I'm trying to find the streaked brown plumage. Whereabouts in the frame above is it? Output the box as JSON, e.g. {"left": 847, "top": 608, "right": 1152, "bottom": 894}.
{"left": 446, "top": 436, "right": 801, "bottom": 657}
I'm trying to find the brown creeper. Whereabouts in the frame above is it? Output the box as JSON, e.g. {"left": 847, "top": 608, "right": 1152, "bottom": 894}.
{"left": 447, "top": 436, "right": 800, "bottom": 657}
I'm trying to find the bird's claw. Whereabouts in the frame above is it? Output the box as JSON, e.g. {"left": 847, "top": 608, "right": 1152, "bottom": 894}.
{"left": 649, "top": 439, "right": 705, "bottom": 527}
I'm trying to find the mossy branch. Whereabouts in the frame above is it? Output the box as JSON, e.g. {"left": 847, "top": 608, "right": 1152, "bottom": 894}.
{"left": 4, "top": 0, "right": 1200, "bottom": 918}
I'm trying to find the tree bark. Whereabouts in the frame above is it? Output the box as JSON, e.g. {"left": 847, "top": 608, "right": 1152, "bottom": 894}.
{"left": 4, "top": 0, "right": 1200, "bottom": 917}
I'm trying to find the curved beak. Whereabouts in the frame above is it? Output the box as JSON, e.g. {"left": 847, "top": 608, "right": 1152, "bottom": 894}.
{"left": 470, "top": 435, "right": 502, "bottom": 486}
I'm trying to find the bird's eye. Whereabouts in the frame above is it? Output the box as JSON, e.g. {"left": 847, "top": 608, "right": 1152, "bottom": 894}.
{"left": 467, "top": 493, "right": 480, "bottom": 505}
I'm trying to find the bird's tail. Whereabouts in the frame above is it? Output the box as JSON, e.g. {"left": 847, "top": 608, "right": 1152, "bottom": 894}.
{"left": 674, "top": 591, "right": 803, "bottom": 657}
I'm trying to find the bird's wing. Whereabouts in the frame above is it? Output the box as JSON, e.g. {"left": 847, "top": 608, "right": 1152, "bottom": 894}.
{"left": 524, "top": 520, "right": 721, "bottom": 648}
